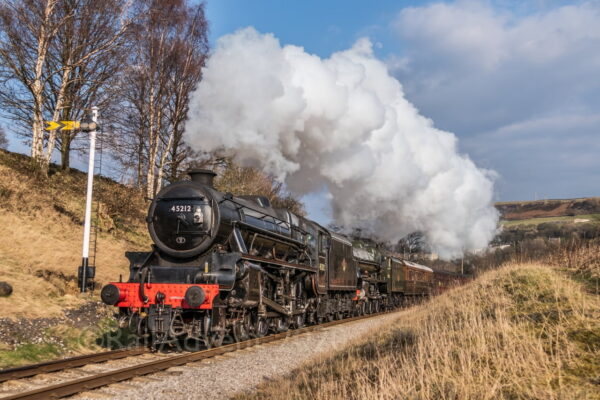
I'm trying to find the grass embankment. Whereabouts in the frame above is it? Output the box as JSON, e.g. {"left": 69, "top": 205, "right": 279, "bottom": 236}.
{"left": 0, "top": 148, "right": 149, "bottom": 369}
{"left": 0, "top": 149, "right": 149, "bottom": 367}
{"left": 240, "top": 262, "right": 600, "bottom": 399}
{"left": 0, "top": 149, "right": 149, "bottom": 319}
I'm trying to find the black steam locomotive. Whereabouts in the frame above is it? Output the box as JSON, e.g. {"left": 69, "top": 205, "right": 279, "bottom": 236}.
{"left": 101, "top": 169, "right": 464, "bottom": 348}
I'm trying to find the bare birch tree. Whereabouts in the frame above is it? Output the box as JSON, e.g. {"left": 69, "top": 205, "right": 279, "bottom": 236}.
{"left": 159, "top": 12, "right": 208, "bottom": 186}
{"left": 0, "top": 0, "right": 63, "bottom": 166}
{"left": 44, "top": 0, "right": 132, "bottom": 171}
{"left": 115, "top": 0, "right": 208, "bottom": 198}
{"left": 0, "top": 0, "right": 133, "bottom": 173}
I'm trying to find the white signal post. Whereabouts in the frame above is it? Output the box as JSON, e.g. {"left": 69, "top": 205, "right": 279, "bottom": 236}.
{"left": 80, "top": 106, "right": 99, "bottom": 293}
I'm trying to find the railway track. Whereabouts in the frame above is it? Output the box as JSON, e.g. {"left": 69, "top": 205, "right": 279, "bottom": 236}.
{"left": 0, "top": 348, "right": 148, "bottom": 383}
{"left": 0, "top": 311, "right": 395, "bottom": 400}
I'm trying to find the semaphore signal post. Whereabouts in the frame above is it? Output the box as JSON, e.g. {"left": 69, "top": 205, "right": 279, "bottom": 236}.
{"left": 45, "top": 107, "right": 100, "bottom": 293}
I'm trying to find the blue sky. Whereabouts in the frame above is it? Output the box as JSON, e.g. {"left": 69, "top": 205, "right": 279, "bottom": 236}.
{"left": 5, "top": 0, "right": 598, "bottom": 226}
{"left": 205, "top": 0, "right": 600, "bottom": 223}
{"left": 205, "top": 0, "right": 405, "bottom": 58}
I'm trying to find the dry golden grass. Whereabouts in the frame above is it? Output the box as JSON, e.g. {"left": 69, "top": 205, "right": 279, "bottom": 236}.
{"left": 0, "top": 149, "right": 149, "bottom": 318}
{"left": 547, "top": 240, "right": 600, "bottom": 281}
{"left": 239, "top": 263, "right": 600, "bottom": 400}
{"left": 0, "top": 211, "right": 144, "bottom": 318}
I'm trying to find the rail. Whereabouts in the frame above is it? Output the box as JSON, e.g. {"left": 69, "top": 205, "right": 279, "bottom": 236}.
{"left": 0, "top": 310, "right": 396, "bottom": 400}
{"left": 0, "top": 347, "right": 147, "bottom": 383}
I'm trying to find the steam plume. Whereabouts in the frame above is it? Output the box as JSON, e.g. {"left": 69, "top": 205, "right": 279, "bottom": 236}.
{"left": 184, "top": 28, "right": 499, "bottom": 259}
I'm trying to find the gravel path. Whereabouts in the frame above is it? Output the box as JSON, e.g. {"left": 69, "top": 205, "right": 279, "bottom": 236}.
{"left": 75, "top": 312, "right": 402, "bottom": 400}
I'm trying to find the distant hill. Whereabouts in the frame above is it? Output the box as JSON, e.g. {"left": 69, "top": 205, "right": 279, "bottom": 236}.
{"left": 495, "top": 198, "right": 600, "bottom": 221}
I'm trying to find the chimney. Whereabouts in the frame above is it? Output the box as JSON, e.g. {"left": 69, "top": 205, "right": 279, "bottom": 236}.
{"left": 188, "top": 169, "right": 217, "bottom": 187}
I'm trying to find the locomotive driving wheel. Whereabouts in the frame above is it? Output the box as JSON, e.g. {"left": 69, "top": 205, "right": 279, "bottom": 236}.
{"left": 207, "top": 330, "right": 225, "bottom": 348}
{"left": 292, "top": 312, "right": 305, "bottom": 329}
{"left": 233, "top": 314, "right": 251, "bottom": 342}
{"left": 354, "top": 302, "right": 362, "bottom": 316}
{"left": 252, "top": 317, "right": 268, "bottom": 338}
{"left": 273, "top": 317, "right": 290, "bottom": 332}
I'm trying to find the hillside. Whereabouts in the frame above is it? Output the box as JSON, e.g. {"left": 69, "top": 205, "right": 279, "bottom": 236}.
{"left": 496, "top": 198, "right": 600, "bottom": 221}
{"left": 0, "top": 149, "right": 150, "bottom": 319}
{"left": 492, "top": 198, "right": 600, "bottom": 247}
{"left": 239, "top": 259, "right": 600, "bottom": 399}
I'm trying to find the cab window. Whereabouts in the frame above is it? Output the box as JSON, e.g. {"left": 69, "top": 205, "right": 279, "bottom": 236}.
{"left": 318, "top": 234, "right": 329, "bottom": 256}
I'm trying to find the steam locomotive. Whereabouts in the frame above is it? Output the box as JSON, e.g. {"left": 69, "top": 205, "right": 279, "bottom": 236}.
{"left": 101, "top": 169, "right": 465, "bottom": 348}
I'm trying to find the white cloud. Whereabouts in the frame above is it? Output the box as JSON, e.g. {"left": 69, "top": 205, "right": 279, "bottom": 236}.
{"left": 391, "top": 1, "right": 600, "bottom": 200}
{"left": 395, "top": 1, "right": 600, "bottom": 72}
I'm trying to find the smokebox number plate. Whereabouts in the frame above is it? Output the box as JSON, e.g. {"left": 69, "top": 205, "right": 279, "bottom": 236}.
{"left": 170, "top": 205, "right": 192, "bottom": 212}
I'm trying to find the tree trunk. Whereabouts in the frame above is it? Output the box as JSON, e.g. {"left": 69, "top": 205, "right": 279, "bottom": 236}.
{"left": 44, "top": 64, "right": 71, "bottom": 170}
{"left": 146, "top": 85, "right": 157, "bottom": 199}
{"left": 136, "top": 136, "right": 143, "bottom": 187}
{"left": 31, "top": 0, "right": 59, "bottom": 168}
{"left": 156, "top": 128, "right": 175, "bottom": 193}
{"left": 169, "top": 139, "right": 179, "bottom": 182}
{"left": 146, "top": 158, "right": 155, "bottom": 198}
{"left": 60, "top": 131, "right": 71, "bottom": 171}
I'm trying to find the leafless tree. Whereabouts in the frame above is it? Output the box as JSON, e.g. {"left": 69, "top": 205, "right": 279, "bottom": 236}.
{"left": 0, "top": 0, "right": 133, "bottom": 173}
{"left": 395, "top": 232, "right": 426, "bottom": 259}
{"left": 162, "top": 33, "right": 208, "bottom": 183}
{"left": 114, "top": 0, "right": 208, "bottom": 198}
{"left": 44, "top": 0, "right": 132, "bottom": 171}
{"left": 0, "top": 0, "right": 64, "bottom": 166}
{"left": 213, "top": 159, "right": 305, "bottom": 215}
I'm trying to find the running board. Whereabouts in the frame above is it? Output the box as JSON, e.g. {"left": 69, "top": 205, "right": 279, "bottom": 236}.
{"left": 241, "top": 254, "right": 316, "bottom": 273}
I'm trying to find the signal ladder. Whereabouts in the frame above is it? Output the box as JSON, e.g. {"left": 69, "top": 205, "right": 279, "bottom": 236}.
{"left": 89, "top": 125, "right": 104, "bottom": 288}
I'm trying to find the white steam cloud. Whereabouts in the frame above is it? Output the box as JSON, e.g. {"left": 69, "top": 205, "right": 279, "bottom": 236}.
{"left": 184, "top": 28, "right": 499, "bottom": 259}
